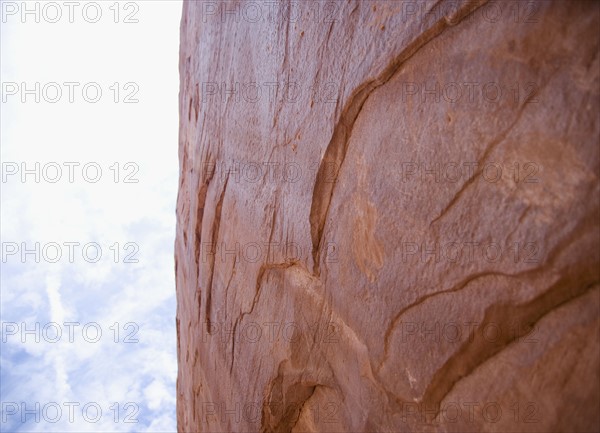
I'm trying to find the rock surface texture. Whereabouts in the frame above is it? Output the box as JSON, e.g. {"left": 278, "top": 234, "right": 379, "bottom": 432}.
{"left": 175, "top": 1, "right": 600, "bottom": 432}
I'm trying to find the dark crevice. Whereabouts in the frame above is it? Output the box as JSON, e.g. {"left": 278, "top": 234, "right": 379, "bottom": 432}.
{"left": 422, "top": 276, "right": 599, "bottom": 417}
{"left": 205, "top": 175, "right": 229, "bottom": 333}
{"left": 309, "top": 0, "right": 486, "bottom": 275}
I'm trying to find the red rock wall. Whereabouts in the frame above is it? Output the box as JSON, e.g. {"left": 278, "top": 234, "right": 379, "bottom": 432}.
{"left": 175, "top": 1, "right": 600, "bottom": 431}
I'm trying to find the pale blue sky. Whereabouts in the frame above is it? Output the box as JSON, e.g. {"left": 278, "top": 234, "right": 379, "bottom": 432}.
{"left": 1, "top": 1, "right": 182, "bottom": 431}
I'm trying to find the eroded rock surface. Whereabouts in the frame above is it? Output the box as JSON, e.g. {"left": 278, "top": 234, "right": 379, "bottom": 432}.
{"left": 175, "top": 1, "right": 600, "bottom": 432}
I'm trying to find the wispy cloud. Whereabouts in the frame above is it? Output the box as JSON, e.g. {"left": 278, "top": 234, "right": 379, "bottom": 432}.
{"left": 1, "top": 1, "right": 182, "bottom": 431}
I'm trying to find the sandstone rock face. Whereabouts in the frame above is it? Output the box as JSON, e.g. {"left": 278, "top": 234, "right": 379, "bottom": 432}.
{"left": 175, "top": 1, "right": 600, "bottom": 432}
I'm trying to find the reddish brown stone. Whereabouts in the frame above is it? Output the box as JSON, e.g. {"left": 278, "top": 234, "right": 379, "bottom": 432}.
{"left": 176, "top": 1, "right": 600, "bottom": 431}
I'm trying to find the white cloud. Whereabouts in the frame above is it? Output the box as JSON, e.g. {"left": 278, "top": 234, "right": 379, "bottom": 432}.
{"left": 144, "top": 379, "right": 173, "bottom": 411}
{"left": 1, "top": 1, "right": 182, "bottom": 431}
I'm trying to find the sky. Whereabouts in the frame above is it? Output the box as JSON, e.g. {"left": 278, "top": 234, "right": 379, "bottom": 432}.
{"left": 0, "top": 1, "right": 182, "bottom": 431}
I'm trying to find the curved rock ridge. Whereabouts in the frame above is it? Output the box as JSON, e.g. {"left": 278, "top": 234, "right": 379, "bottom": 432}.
{"left": 176, "top": 1, "right": 600, "bottom": 432}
